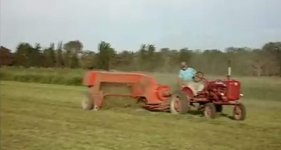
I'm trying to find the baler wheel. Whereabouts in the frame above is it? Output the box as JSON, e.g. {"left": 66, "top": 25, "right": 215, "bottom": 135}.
{"left": 233, "top": 103, "right": 246, "bottom": 120}
{"left": 170, "top": 90, "right": 190, "bottom": 114}
{"left": 81, "top": 92, "right": 94, "bottom": 110}
{"left": 204, "top": 103, "right": 216, "bottom": 119}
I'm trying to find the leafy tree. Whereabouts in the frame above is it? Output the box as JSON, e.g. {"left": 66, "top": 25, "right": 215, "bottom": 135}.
{"left": 164, "top": 49, "right": 179, "bottom": 72}
{"left": 80, "top": 51, "right": 96, "bottom": 69}
{"left": 262, "top": 42, "right": 281, "bottom": 76}
{"left": 139, "top": 45, "right": 147, "bottom": 61}
{"left": 178, "top": 48, "right": 192, "bottom": 64}
{"left": 251, "top": 49, "right": 267, "bottom": 76}
{"left": 202, "top": 49, "right": 226, "bottom": 74}
{"left": 137, "top": 44, "right": 147, "bottom": 70}
{"left": 63, "top": 40, "right": 83, "bottom": 68}
{"left": 147, "top": 44, "right": 157, "bottom": 71}
{"left": 30, "top": 43, "right": 43, "bottom": 67}
{"left": 96, "top": 41, "right": 116, "bottom": 70}
{"left": 8, "top": 40, "right": 281, "bottom": 76}
{"left": 0, "top": 46, "right": 14, "bottom": 66}
{"left": 43, "top": 43, "right": 56, "bottom": 67}
{"left": 14, "top": 43, "right": 43, "bottom": 67}
{"left": 157, "top": 48, "right": 171, "bottom": 72}
{"left": 136, "top": 44, "right": 158, "bottom": 71}
{"left": 63, "top": 40, "right": 83, "bottom": 54}
{"left": 14, "top": 43, "right": 33, "bottom": 67}
{"left": 56, "top": 41, "right": 64, "bottom": 67}
{"left": 114, "top": 50, "right": 135, "bottom": 71}
{"left": 147, "top": 45, "right": 155, "bottom": 56}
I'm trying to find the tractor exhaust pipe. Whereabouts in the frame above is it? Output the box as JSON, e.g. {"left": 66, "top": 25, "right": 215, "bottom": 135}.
{"left": 227, "top": 60, "right": 231, "bottom": 80}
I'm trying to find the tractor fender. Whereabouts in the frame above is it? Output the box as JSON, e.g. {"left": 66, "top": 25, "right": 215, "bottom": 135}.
{"left": 181, "top": 86, "right": 194, "bottom": 98}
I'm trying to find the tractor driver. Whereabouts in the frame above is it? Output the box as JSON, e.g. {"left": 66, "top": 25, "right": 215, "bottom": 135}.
{"left": 177, "top": 61, "right": 204, "bottom": 95}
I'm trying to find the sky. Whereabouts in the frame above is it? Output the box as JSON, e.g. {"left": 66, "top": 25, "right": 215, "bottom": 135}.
{"left": 1, "top": 0, "right": 281, "bottom": 52}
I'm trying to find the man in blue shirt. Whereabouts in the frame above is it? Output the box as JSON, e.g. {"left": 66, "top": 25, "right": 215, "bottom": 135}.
{"left": 178, "top": 62, "right": 196, "bottom": 85}
{"left": 178, "top": 62, "right": 204, "bottom": 95}
{"left": 178, "top": 62, "right": 196, "bottom": 82}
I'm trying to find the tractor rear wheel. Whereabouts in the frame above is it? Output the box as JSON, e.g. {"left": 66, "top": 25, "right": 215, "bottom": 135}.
{"left": 233, "top": 103, "right": 246, "bottom": 120}
{"left": 204, "top": 103, "right": 216, "bottom": 119}
{"left": 170, "top": 90, "right": 190, "bottom": 114}
{"left": 81, "top": 92, "right": 94, "bottom": 110}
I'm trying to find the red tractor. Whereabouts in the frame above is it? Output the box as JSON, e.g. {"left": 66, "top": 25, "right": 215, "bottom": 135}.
{"left": 170, "top": 71, "right": 246, "bottom": 120}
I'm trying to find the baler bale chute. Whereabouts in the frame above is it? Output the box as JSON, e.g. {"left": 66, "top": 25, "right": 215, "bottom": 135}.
{"left": 82, "top": 71, "right": 172, "bottom": 111}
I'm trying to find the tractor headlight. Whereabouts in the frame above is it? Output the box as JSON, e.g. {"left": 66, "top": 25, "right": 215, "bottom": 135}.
{"left": 240, "top": 94, "right": 244, "bottom": 97}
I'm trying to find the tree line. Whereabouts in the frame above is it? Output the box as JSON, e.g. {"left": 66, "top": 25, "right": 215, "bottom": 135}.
{"left": 0, "top": 41, "right": 281, "bottom": 76}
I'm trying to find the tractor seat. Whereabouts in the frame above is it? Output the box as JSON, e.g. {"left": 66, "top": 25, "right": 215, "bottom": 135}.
{"left": 181, "top": 82, "right": 205, "bottom": 97}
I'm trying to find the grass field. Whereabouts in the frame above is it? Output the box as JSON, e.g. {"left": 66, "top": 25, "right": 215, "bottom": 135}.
{"left": 1, "top": 71, "right": 281, "bottom": 150}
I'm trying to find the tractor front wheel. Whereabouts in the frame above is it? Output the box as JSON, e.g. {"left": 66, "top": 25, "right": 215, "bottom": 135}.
{"left": 170, "top": 91, "right": 190, "bottom": 114}
{"left": 81, "top": 92, "right": 94, "bottom": 110}
{"left": 204, "top": 103, "right": 216, "bottom": 119}
{"left": 233, "top": 103, "right": 246, "bottom": 120}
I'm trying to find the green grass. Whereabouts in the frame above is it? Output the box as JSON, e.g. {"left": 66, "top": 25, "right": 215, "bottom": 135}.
{"left": 0, "top": 67, "right": 84, "bottom": 85}
{"left": 2, "top": 67, "right": 281, "bottom": 101}
{"left": 1, "top": 78, "right": 281, "bottom": 150}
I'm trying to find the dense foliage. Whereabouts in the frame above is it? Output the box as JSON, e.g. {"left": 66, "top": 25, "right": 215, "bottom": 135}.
{"left": 1, "top": 41, "right": 281, "bottom": 76}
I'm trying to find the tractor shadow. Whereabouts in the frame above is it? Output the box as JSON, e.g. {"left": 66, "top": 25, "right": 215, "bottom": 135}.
{"left": 188, "top": 110, "right": 203, "bottom": 116}
{"left": 188, "top": 110, "right": 235, "bottom": 120}
{"left": 219, "top": 113, "right": 235, "bottom": 120}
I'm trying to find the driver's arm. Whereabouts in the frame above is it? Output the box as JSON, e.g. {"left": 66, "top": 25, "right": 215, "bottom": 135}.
{"left": 191, "top": 68, "right": 197, "bottom": 76}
